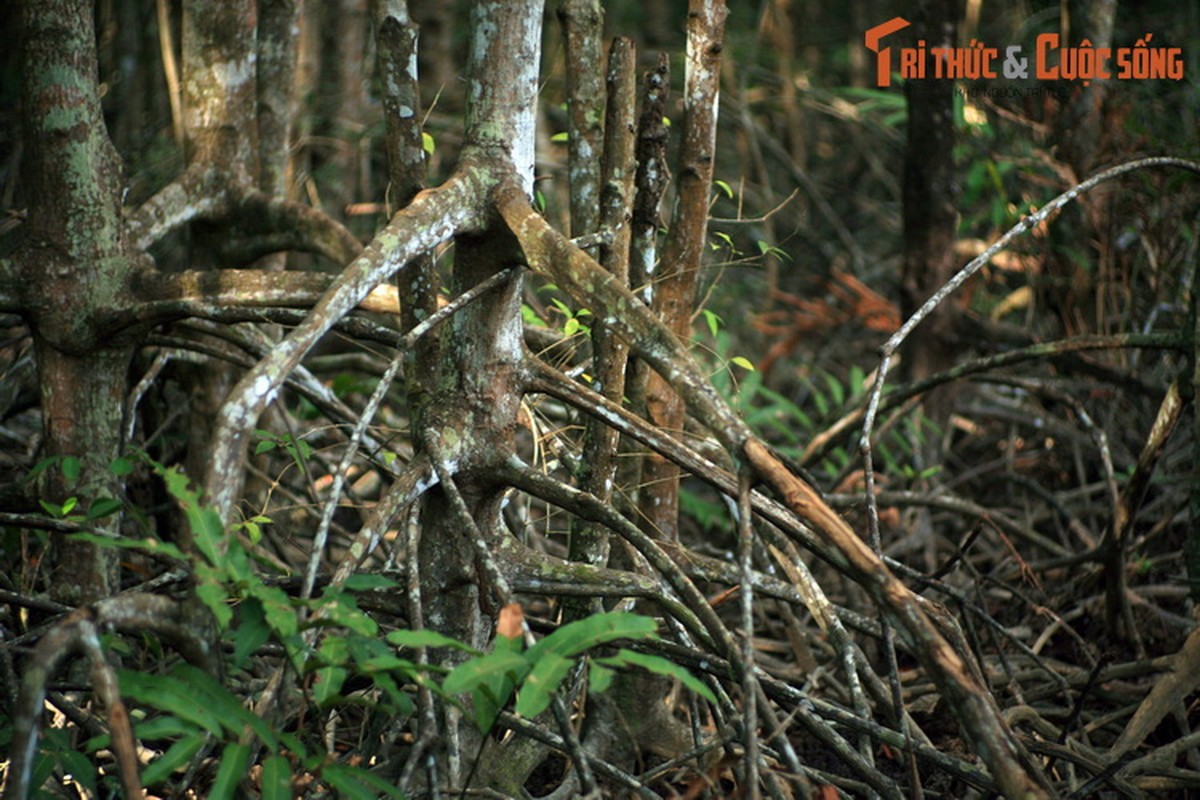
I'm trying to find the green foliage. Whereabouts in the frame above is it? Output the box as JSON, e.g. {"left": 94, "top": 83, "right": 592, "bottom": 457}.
{"left": 25, "top": 454, "right": 714, "bottom": 797}
{"left": 47, "top": 455, "right": 413, "bottom": 796}
{"left": 252, "top": 429, "right": 313, "bottom": 474}
{"left": 24, "top": 454, "right": 127, "bottom": 522}
{"left": 442, "top": 611, "right": 715, "bottom": 734}
{"left": 548, "top": 296, "right": 592, "bottom": 337}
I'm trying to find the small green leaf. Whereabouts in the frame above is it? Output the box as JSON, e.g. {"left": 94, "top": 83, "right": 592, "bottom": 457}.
{"left": 60, "top": 456, "right": 81, "bottom": 483}
{"left": 232, "top": 597, "right": 271, "bottom": 670}
{"left": 713, "top": 179, "right": 733, "bottom": 199}
{"left": 195, "top": 578, "right": 232, "bottom": 628}
{"left": 422, "top": 131, "right": 435, "bottom": 155}
{"left": 563, "top": 317, "right": 581, "bottom": 337}
{"left": 849, "top": 365, "right": 866, "bottom": 396}
{"left": 524, "top": 611, "right": 657, "bottom": 664}
{"left": 827, "top": 373, "right": 845, "bottom": 406}
{"left": 514, "top": 653, "right": 573, "bottom": 718}
{"left": 589, "top": 661, "right": 615, "bottom": 693}
{"left": 314, "top": 665, "right": 348, "bottom": 706}
{"left": 57, "top": 748, "right": 96, "bottom": 793}
{"left": 67, "top": 532, "right": 187, "bottom": 561}
{"left": 322, "top": 764, "right": 406, "bottom": 799}
{"left": 118, "top": 670, "right": 223, "bottom": 736}
{"left": 140, "top": 731, "right": 207, "bottom": 786}
{"left": 310, "top": 591, "right": 377, "bottom": 637}
{"left": 208, "top": 742, "right": 252, "bottom": 800}
{"left": 701, "top": 309, "right": 722, "bottom": 338}
{"left": 550, "top": 131, "right": 569, "bottom": 143}
{"left": 86, "top": 497, "right": 123, "bottom": 520}
{"left": 443, "top": 650, "right": 529, "bottom": 696}
{"left": 602, "top": 649, "right": 717, "bottom": 702}
{"left": 108, "top": 456, "right": 135, "bottom": 476}
{"left": 343, "top": 573, "right": 400, "bottom": 591}
{"left": 25, "top": 455, "right": 62, "bottom": 484}
{"left": 730, "top": 356, "right": 756, "bottom": 372}
{"left": 260, "top": 755, "right": 293, "bottom": 800}
{"left": 388, "top": 628, "right": 478, "bottom": 653}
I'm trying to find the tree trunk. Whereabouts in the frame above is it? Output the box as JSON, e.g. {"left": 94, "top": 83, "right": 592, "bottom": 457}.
{"left": 901, "top": 0, "right": 962, "bottom": 465}
{"left": 16, "top": 0, "right": 141, "bottom": 604}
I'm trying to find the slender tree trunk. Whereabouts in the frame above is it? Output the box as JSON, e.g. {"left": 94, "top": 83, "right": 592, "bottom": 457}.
{"left": 1042, "top": 0, "right": 1118, "bottom": 334}
{"left": 901, "top": 0, "right": 961, "bottom": 462}
{"left": 637, "top": 0, "right": 727, "bottom": 543}
{"left": 17, "top": 0, "right": 141, "bottom": 604}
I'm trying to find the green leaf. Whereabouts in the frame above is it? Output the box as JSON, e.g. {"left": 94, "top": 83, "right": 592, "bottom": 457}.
{"left": 60, "top": 456, "right": 81, "bottom": 484}
{"left": 343, "top": 573, "right": 400, "bottom": 591}
{"left": 588, "top": 661, "right": 615, "bottom": 693}
{"left": 387, "top": 628, "right": 478, "bottom": 653}
{"left": 713, "top": 179, "right": 733, "bottom": 199}
{"left": 108, "top": 456, "right": 135, "bottom": 476}
{"left": 310, "top": 591, "right": 377, "bottom": 637}
{"left": 550, "top": 131, "right": 569, "bottom": 143}
{"left": 57, "top": 748, "right": 96, "bottom": 793}
{"left": 140, "top": 731, "right": 207, "bottom": 786}
{"left": 208, "top": 742, "right": 252, "bottom": 800}
{"left": 314, "top": 665, "right": 349, "bottom": 706}
{"left": 38, "top": 499, "right": 63, "bottom": 518}
{"left": 86, "top": 497, "right": 123, "bottom": 520}
{"left": 25, "top": 455, "right": 62, "bottom": 484}
{"left": 603, "top": 649, "right": 716, "bottom": 702}
{"left": 170, "top": 664, "right": 281, "bottom": 750}
{"left": 118, "top": 669, "right": 224, "bottom": 735}
{"left": 366, "top": 668, "right": 417, "bottom": 716}
{"left": 827, "top": 373, "right": 845, "bottom": 406}
{"left": 514, "top": 653, "right": 573, "bottom": 719}
{"left": 701, "top": 309, "right": 722, "bottom": 338}
{"left": 248, "top": 582, "right": 298, "bottom": 641}
{"left": 132, "top": 716, "right": 193, "bottom": 742}
{"left": 231, "top": 599, "right": 270, "bottom": 671}
{"left": 67, "top": 532, "right": 187, "bottom": 562}
{"left": 729, "top": 356, "right": 755, "bottom": 372}
{"left": 563, "top": 317, "right": 581, "bottom": 337}
{"left": 236, "top": 514, "right": 272, "bottom": 545}
{"left": 195, "top": 573, "right": 232, "bottom": 628}
{"left": 422, "top": 131, "right": 435, "bottom": 155}
{"left": 443, "top": 650, "right": 529, "bottom": 696}
{"left": 152, "top": 462, "right": 225, "bottom": 566}
{"left": 260, "top": 755, "right": 293, "bottom": 800}
{"left": 322, "top": 764, "right": 407, "bottom": 799}
{"left": 848, "top": 365, "right": 866, "bottom": 396}
{"left": 524, "top": 611, "right": 657, "bottom": 664}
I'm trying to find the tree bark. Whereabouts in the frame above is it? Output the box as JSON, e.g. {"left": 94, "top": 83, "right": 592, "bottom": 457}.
{"left": 637, "top": 0, "right": 727, "bottom": 543}
{"left": 16, "top": 0, "right": 142, "bottom": 604}
{"left": 901, "top": 0, "right": 962, "bottom": 464}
